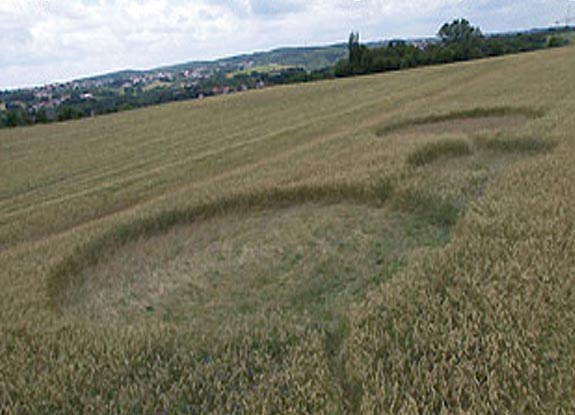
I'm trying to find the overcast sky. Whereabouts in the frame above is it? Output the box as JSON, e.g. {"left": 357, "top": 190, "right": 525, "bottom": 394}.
{"left": 1, "top": 0, "right": 572, "bottom": 89}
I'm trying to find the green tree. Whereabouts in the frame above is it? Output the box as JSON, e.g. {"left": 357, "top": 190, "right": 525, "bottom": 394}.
{"left": 547, "top": 36, "right": 568, "bottom": 48}
{"left": 4, "top": 109, "right": 32, "bottom": 127}
{"left": 348, "top": 32, "right": 360, "bottom": 63}
{"left": 438, "top": 19, "right": 483, "bottom": 60}
{"left": 334, "top": 59, "right": 351, "bottom": 77}
{"left": 35, "top": 108, "right": 49, "bottom": 124}
{"left": 57, "top": 106, "right": 82, "bottom": 122}
{"left": 347, "top": 31, "right": 367, "bottom": 72}
{"left": 438, "top": 19, "right": 482, "bottom": 44}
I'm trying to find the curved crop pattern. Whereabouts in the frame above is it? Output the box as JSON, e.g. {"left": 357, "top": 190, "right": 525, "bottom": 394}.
{"left": 48, "top": 181, "right": 393, "bottom": 310}
{"left": 49, "top": 107, "right": 555, "bottom": 318}
{"left": 375, "top": 106, "right": 544, "bottom": 137}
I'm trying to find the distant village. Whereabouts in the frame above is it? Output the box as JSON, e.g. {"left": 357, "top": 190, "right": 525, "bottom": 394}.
{"left": 0, "top": 58, "right": 273, "bottom": 125}
{"left": 0, "top": 37, "right": 445, "bottom": 127}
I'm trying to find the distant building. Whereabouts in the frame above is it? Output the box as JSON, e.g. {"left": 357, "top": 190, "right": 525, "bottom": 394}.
{"left": 34, "top": 90, "right": 52, "bottom": 100}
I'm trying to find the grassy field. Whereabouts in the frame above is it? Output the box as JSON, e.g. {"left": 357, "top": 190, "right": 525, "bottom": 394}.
{"left": 1, "top": 45, "right": 575, "bottom": 414}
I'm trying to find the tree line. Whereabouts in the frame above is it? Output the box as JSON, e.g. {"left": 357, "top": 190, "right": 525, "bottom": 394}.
{"left": 335, "top": 19, "right": 569, "bottom": 77}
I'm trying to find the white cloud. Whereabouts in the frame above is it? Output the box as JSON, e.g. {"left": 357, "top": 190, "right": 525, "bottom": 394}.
{"left": 0, "top": 0, "right": 570, "bottom": 89}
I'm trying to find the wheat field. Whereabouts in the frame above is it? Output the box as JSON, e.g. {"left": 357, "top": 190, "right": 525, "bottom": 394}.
{"left": 1, "top": 45, "right": 574, "bottom": 414}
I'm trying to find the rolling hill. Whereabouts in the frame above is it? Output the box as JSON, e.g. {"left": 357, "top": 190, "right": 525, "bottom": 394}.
{"left": 1, "top": 45, "right": 575, "bottom": 414}
{"left": 81, "top": 44, "right": 352, "bottom": 83}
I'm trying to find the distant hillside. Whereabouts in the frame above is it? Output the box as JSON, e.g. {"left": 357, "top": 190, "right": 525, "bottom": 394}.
{"left": 167, "top": 44, "right": 351, "bottom": 72}
{"left": 82, "top": 44, "right": 351, "bottom": 83}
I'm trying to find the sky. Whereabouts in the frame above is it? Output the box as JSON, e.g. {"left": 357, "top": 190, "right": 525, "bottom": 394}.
{"left": 1, "top": 0, "right": 573, "bottom": 89}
